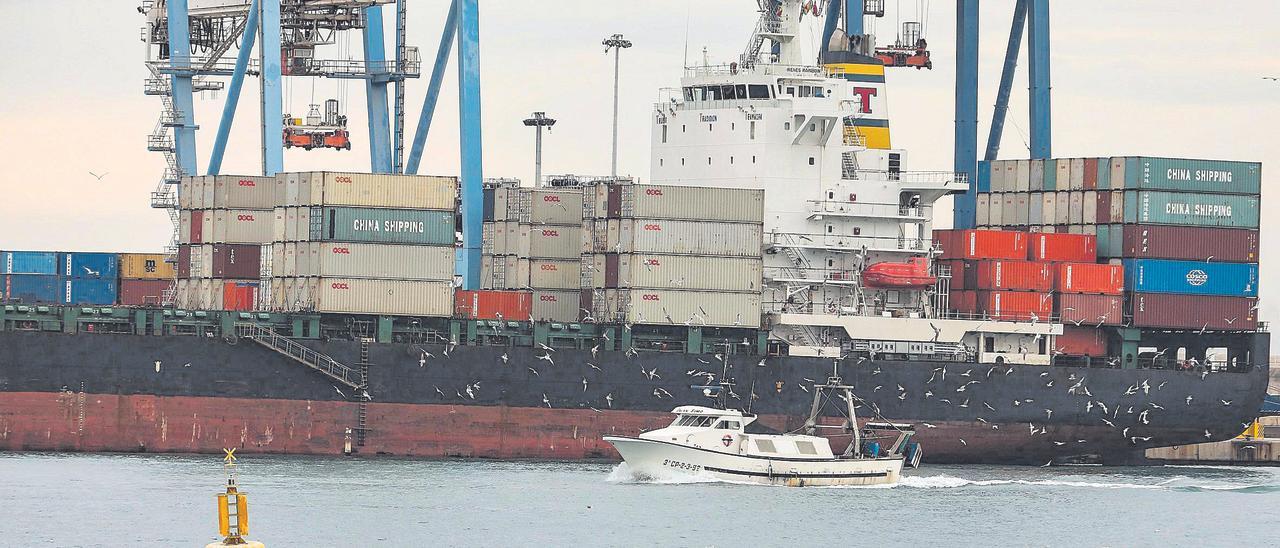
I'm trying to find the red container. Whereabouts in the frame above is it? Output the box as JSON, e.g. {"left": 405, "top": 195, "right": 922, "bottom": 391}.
{"left": 1096, "top": 192, "right": 1113, "bottom": 224}
{"left": 222, "top": 281, "right": 258, "bottom": 311}
{"left": 454, "top": 289, "right": 533, "bottom": 321}
{"left": 934, "top": 229, "right": 1028, "bottom": 260}
{"left": 1057, "top": 293, "right": 1123, "bottom": 326}
{"left": 177, "top": 245, "right": 192, "bottom": 278}
{"left": 1056, "top": 326, "right": 1107, "bottom": 357}
{"left": 1029, "top": 233, "right": 1096, "bottom": 262}
{"left": 211, "top": 244, "right": 261, "bottom": 279}
{"left": 1082, "top": 158, "right": 1099, "bottom": 189}
{"left": 1054, "top": 263, "right": 1123, "bottom": 295}
{"left": 1121, "top": 225, "right": 1259, "bottom": 262}
{"left": 974, "top": 260, "right": 1052, "bottom": 291}
{"left": 118, "top": 279, "right": 172, "bottom": 306}
{"left": 948, "top": 290, "right": 978, "bottom": 315}
{"left": 1130, "top": 293, "right": 1257, "bottom": 331}
{"left": 978, "top": 290, "right": 1054, "bottom": 321}
{"left": 941, "top": 260, "right": 975, "bottom": 290}
{"left": 190, "top": 210, "right": 204, "bottom": 244}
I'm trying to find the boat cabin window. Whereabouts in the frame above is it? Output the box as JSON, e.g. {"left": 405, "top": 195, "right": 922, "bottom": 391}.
{"left": 755, "top": 439, "right": 777, "bottom": 453}
{"left": 675, "top": 415, "right": 716, "bottom": 427}
{"left": 795, "top": 440, "right": 818, "bottom": 455}
{"left": 715, "top": 420, "right": 741, "bottom": 430}
{"left": 748, "top": 84, "right": 770, "bottom": 99}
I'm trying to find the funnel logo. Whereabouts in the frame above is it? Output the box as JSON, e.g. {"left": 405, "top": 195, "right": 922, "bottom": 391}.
{"left": 1186, "top": 270, "right": 1208, "bottom": 286}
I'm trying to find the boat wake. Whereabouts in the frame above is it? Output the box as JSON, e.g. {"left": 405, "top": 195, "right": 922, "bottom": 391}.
{"left": 606, "top": 462, "right": 728, "bottom": 485}
{"left": 898, "top": 472, "right": 1280, "bottom": 493}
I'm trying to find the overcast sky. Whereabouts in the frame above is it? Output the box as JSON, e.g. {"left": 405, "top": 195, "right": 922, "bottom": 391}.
{"left": 0, "top": 1, "right": 1276, "bottom": 321}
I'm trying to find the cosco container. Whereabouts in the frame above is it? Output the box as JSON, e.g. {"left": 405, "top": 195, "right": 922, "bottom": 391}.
{"left": 1121, "top": 190, "right": 1260, "bottom": 229}
{"left": 934, "top": 230, "right": 1027, "bottom": 260}
{"left": 1129, "top": 293, "right": 1257, "bottom": 331}
{"left": 65, "top": 278, "right": 117, "bottom": 305}
{"left": 210, "top": 209, "right": 274, "bottom": 244}
{"left": 1123, "top": 259, "right": 1258, "bottom": 297}
{"left": 976, "top": 290, "right": 1053, "bottom": 321}
{"left": 309, "top": 207, "right": 456, "bottom": 245}
{"left": 508, "top": 188, "right": 584, "bottom": 225}
{"left": 3, "top": 274, "right": 62, "bottom": 303}
{"left": 605, "top": 289, "right": 761, "bottom": 328}
{"left": 598, "top": 183, "right": 764, "bottom": 223}
{"left": 531, "top": 289, "right": 581, "bottom": 322}
{"left": 454, "top": 289, "right": 532, "bottom": 321}
{"left": 278, "top": 172, "right": 458, "bottom": 210}
{"left": 1114, "top": 157, "right": 1261, "bottom": 194}
{"left": 288, "top": 242, "right": 454, "bottom": 280}
{"left": 118, "top": 279, "right": 172, "bottom": 306}
{"left": 589, "top": 254, "right": 763, "bottom": 292}
{"left": 1115, "top": 225, "right": 1259, "bottom": 262}
{"left": 1057, "top": 293, "right": 1123, "bottom": 326}
{"left": 286, "top": 278, "right": 453, "bottom": 316}
{"left": 611, "top": 219, "right": 762, "bottom": 257}
{"left": 1028, "top": 233, "right": 1096, "bottom": 262}
{"left": 1056, "top": 263, "right": 1124, "bottom": 295}
{"left": 971, "top": 260, "right": 1052, "bottom": 291}
{"left": 1056, "top": 326, "right": 1108, "bottom": 357}
{"left": 61, "top": 252, "right": 118, "bottom": 280}
{"left": 2, "top": 251, "right": 59, "bottom": 275}
{"left": 118, "top": 253, "right": 175, "bottom": 280}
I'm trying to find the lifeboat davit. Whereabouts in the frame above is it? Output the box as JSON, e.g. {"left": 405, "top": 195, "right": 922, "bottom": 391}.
{"left": 862, "top": 258, "right": 937, "bottom": 288}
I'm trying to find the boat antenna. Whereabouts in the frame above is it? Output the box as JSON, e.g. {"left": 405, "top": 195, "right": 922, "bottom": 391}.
{"left": 682, "top": 2, "right": 691, "bottom": 69}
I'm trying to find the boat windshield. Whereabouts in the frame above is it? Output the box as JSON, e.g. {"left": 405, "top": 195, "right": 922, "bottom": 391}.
{"left": 674, "top": 415, "right": 717, "bottom": 427}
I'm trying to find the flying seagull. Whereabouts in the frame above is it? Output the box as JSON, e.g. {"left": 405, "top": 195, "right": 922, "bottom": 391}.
{"left": 89, "top": 171, "right": 109, "bottom": 181}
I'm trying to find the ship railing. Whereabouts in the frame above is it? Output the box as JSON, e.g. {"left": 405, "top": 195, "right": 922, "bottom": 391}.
{"left": 848, "top": 170, "right": 968, "bottom": 187}
{"left": 236, "top": 323, "right": 362, "bottom": 390}
{"left": 684, "top": 63, "right": 840, "bottom": 79}
{"left": 805, "top": 200, "right": 932, "bottom": 220}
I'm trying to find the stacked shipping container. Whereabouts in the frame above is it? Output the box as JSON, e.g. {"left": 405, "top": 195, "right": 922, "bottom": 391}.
{"left": 1, "top": 251, "right": 119, "bottom": 305}
{"left": 481, "top": 184, "right": 584, "bottom": 322}
{"left": 117, "top": 253, "right": 174, "bottom": 306}
{"left": 175, "top": 175, "right": 275, "bottom": 309}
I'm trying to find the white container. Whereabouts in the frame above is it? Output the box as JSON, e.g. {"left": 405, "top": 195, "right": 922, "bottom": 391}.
{"left": 1069, "top": 158, "right": 1086, "bottom": 190}
{"left": 608, "top": 289, "right": 761, "bottom": 328}
{"left": 1054, "top": 192, "right": 1070, "bottom": 224}
{"left": 510, "top": 188, "right": 584, "bottom": 225}
{"left": 1081, "top": 225, "right": 1097, "bottom": 236}
{"left": 179, "top": 210, "right": 193, "bottom": 243}
{"left": 616, "top": 184, "right": 764, "bottom": 222}
{"left": 1082, "top": 190, "right": 1099, "bottom": 225}
{"left": 1000, "top": 195, "right": 1017, "bottom": 227}
{"left": 975, "top": 194, "right": 990, "bottom": 226}
{"left": 598, "top": 254, "right": 762, "bottom": 292}
{"left": 513, "top": 223, "right": 582, "bottom": 259}
{"left": 1056, "top": 160, "right": 1072, "bottom": 190}
{"left": 291, "top": 278, "right": 454, "bottom": 316}
{"left": 1028, "top": 192, "right": 1043, "bottom": 225}
{"left": 1030, "top": 160, "right": 1045, "bottom": 191}
{"left": 288, "top": 242, "right": 454, "bottom": 280}
{"left": 987, "top": 194, "right": 1004, "bottom": 225}
{"left": 296, "top": 172, "right": 457, "bottom": 210}
{"left": 1108, "top": 190, "right": 1124, "bottom": 223}
{"left": 988, "top": 161, "right": 1006, "bottom": 192}
{"left": 1068, "top": 191, "right": 1084, "bottom": 224}
{"left": 1067, "top": 225, "right": 1084, "bottom": 235}
{"left": 211, "top": 209, "right": 274, "bottom": 244}
{"left": 1015, "top": 193, "right": 1030, "bottom": 225}
{"left": 528, "top": 258, "right": 580, "bottom": 289}
{"left": 272, "top": 207, "right": 287, "bottom": 242}
{"left": 1014, "top": 159, "right": 1031, "bottom": 192}
{"left": 1109, "top": 157, "right": 1126, "bottom": 188}
{"left": 1041, "top": 193, "right": 1057, "bottom": 226}
{"left": 211, "top": 175, "right": 277, "bottom": 209}
{"left": 531, "top": 289, "right": 581, "bottom": 322}
{"left": 613, "top": 219, "right": 761, "bottom": 257}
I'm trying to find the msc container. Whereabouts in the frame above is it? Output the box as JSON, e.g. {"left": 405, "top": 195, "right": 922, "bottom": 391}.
{"left": 1056, "top": 263, "right": 1124, "bottom": 295}
{"left": 975, "top": 194, "right": 990, "bottom": 226}
{"left": 292, "top": 278, "right": 453, "bottom": 316}
{"left": 210, "top": 209, "right": 274, "bottom": 244}
{"left": 61, "top": 252, "right": 119, "bottom": 280}
{"left": 977, "top": 290, "right": 1053, "bottom": 322}
{"left": 592, "top": 254, "right": 763, "bottom": 292}
{"left": 607, "top": 183, "right": 765, "bottom": 222}
{"left": 934, "top": 229, "right": 1028, "bottom": 260}
{"left": 531, "top": 289, "right": 581, "bottom": 322}
{"left": 1042, "top": 159, "right": 1058, "bottom": 191}
{"left": 608, "top": 289, "right": 761, "bottom": 328}
{"left": 1119, "top": 225, "right": 1259, "bottom": 262}
{"left": 281, "top": 172, "right": 458, "bottom": 210}
{"left": 613, "top": 219, "right": 762, "bottom": 257}
{"left": 972, "top": 260, "right": 1052, "bottom": 291}
{"left": 1116, "top": 157, "right": 1262, "bottom": 194}
{"left": 528, "top": 259, "right": 581, "bottom": 289}
{"left": 1057, "top": 293, "right": 1123, "bottom": 326}
{"left": 1082, "top": 158, "right": 1099, "bottom": 189}
{"left": 3, "top": 274, "right": 62, "bottom": 303}
{"left": 3, "top": 251, "right": 59, "bottom": 275}
{"left": 119, "top": 253, "right": 175, "bottom": 280}
{"left": 1123, "top": 259, "right": 1258, "bottom": 297}
{"left": 205, "top": 175, "right": 276, "bottom": 209}
{"left": 1069, "top": 158, "right": 1086, "bottom": 190}
{"left": 65, "top": 278, "right": 117, "bottom": 305}
{"left": 1030, "top": 160, "right": 1045, "bottom": 191}
{"left": 509, "top": 188, "right": 584, "bottom": 225}
{"left": 1029, "top": 233, "right": 1097, "bottom": 262}
{"left": 1082, "top": 191, "right": 1098, "bottom": 224}
{"left": 454, "top": 289, "right": 533, "bottom": 321}
{"left": 1129, "top": 293, "right": 1257, "bottom": 331}
{"left": 1014, "top": 159, "right": 1031, "bottom": 192}
{"left": 1056, "top": 326, "right": 1108, "bottom": 356}
{"left": 1096, "top": 191, "right": 1112, "bottom": 225}
{"left": 118, "top": 279, "right": 171, "bottom": 306}
{"left": 309, "top": 207, "right": 456, "bottom": 245}
{"left": 1121, "top": 190, "right": 1260, "bottom": 229}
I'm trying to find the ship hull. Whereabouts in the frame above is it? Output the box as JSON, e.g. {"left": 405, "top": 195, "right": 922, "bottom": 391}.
{"left": 0, "top": 331, "right": 1268, "bottom": 464}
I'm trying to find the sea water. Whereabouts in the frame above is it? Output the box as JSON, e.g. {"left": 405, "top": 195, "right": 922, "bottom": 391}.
{"left": 3, "top": 453, "right": 1277, "bottom": 547}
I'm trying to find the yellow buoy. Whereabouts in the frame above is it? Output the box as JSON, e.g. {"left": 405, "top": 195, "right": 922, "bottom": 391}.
{"left": 205, "top": 449, "right": 266, "bottom": 548}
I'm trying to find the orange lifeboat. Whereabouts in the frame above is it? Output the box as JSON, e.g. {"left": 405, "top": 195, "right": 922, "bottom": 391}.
{"left": 862, "top": 258, "right": 937, "bottom": 288}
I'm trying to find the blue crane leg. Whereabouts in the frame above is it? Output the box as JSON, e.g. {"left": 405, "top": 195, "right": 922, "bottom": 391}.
{"left": 952, "top": 0, "right": 980, "bottom": 229}
{"left": 259, "top": 0, "right": 283, "bottom": 175}
{"left": 166, "top": 0, "right": 198, "bottom": 179}
{"left": 363, "top": 6, "right": 393, "bottom": 173}
{"left": 1028, "top": 0, "right": 1052, "bottom": 159}
{"left": 456, "top": 0, "right": 483, "bottom": 289}
{"left": 819, "top": 0, "right": 841, "bottom": 62}
{"left": 984, "top": 0, "right": 1028, "bottom": 161}
{"left": 845, "top": 0, "right": 864, "bottom": 36}
{"left": 208, "top": 0, "right": 260, "bottom": 175}
{"left": 405, "top": 0, "right": 459, "bottom": 175}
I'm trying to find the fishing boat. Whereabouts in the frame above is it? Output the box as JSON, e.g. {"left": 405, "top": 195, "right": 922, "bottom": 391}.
{"left": 605, "top": 370, "right": 921, "bottom": 487}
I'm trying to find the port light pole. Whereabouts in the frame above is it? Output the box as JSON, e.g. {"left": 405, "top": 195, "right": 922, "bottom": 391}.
{"left": 523, "top": 112, "right": 557, "bottom": 187}
{"left": 602, "top": 34, "right": 632, "bottom": 182}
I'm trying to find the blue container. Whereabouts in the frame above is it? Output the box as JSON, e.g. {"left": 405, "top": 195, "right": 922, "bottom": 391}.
{"left": 1096, "top": 158, "right": 1111, "bottom": 190}
{"left": 976, "top": 161, "right": 992, "bottom": 193}
{"left": 63, "top": 252, "right": 119, "bottom": 280}
{"left": 4, "top": 274, "right": 63, "bottom": 303}
{"left": 1042, "top": 159, "right": 1058, "bottom": 191}
{"left": 1122, "top": 259, "right": 1258, "bottom": 297}
{"left": 3, "top": 251, "right": 59, "bottom": 275}
{"left": 65, "top": 278, "right": 118, "bottom": 305}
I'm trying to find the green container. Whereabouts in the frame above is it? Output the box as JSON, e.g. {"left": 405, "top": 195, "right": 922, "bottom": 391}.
{"left": 310, "top": 206, "right": 457, "bottom": 245}
{"left": 1121, "top": 190, "right": 1260, "bottom": 228}
{"left": 1096, "top": 157, "right": 1111, "bottom": 190}
{"left": 1095, "top": 224, "right": 1124, "bottom": 258}
{"left": 1042, "top": 159, "right": 1057, "bottom": 191}
{"left": 1119, "top": 157, "right": 1261, "bottom": 194}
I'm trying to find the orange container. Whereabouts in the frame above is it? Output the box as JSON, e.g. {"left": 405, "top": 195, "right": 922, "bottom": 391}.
{"left": 1056, "top": 326, "right": 1107, "bottom": 356}
{"left": 1029, "top": 233, "right": 1097, "bottom": 262}
{"left": 977, "top": 290, "right": 1054, "bottom": 321}
{"left": 934, "top": 229, "right": 1028, "bottom": 260}
{"left": 974, "top": 260, "right": 1053, "bottom": 291}
{"left": 1055, "top": 263, "right": 1123, "bottom": 295}
{"left": 455, "top": 289, "right": 533, "bottom": 321}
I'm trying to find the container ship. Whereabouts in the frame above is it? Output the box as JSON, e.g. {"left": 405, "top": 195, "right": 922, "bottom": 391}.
{"left": 0, "top": 0, "right": 1268, "bottom": 464}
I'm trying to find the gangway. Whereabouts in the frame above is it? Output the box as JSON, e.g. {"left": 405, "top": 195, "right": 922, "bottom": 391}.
{"left": 236, "top": 323, "right": 363, "bottom": 390}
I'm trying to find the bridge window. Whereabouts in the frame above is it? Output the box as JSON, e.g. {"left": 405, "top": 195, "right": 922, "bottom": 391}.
{"left": 683, "top": 87, "right": 694, "bottom": 101}
{"left": 786, "top": 86, "right": 796, "bottom": 96}
{"left": 749, "top": 84, "right": 770, "bottom": 99}
{"left": 715, "top": 420, "right": 740, "bottom": 430}
{"left": 736, "top": 84, "right": 747, "bottom": 98}
{"left": 809, "top": 157, "right": 815, "bottom": 165}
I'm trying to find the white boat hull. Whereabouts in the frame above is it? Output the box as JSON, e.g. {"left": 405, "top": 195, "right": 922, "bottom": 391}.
{"left": 604, "top": 436, "right": 904, "bottom": 487}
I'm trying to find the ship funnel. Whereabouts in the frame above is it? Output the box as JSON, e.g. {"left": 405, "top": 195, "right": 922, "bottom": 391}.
{"left": 824, "top": 51, "right": 892, "bottom": 150}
